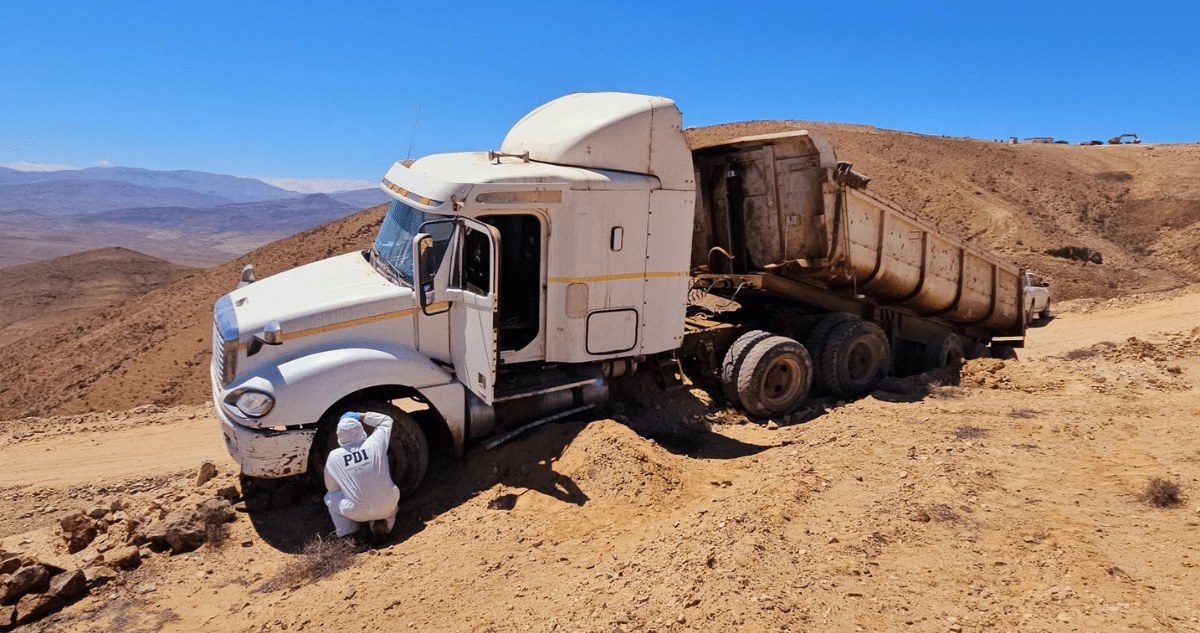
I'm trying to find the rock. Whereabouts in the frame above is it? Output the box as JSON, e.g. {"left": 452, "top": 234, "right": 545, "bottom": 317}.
{"left": 0, "top": 559, "right": 19, "bottom": 576}
{"left": 216, "top": 485, "right": 242, "bottom": 503}
{"left": 196, "top": 460, "right": 218, "bottom": 487}
{"left": 47, "top": 570, "right": 87, "bottom": 601}
{"left": 26, "top": 555, "right": 71, "bottom": 576}
{"left": 0, "top": 605, "right": 13, "bottom": 629}
{"left": 106, "top": 546, "right": 140, "bottom": 570}
{"left": 86, "top": 506, "right": 109, "bottom": 520}
{"left": 58, "top": 512, "right": 98, "bottom": 553}
{"left": 83, "top": 567, "right": 118, "bottom": 589}
{"left": 197, "top": 498, "right": 235, "bottom": 524}
{"left": 14, "top": 592, "right": 63, "bottom": 625}
{"left": 136, "top": 520, "right": 168, "bottom": 546}
{"left": 163, "top": 509, "right": 206, "bottom": 554}
{"left": 2, "top": 565, "right": 49, "bottom": 604}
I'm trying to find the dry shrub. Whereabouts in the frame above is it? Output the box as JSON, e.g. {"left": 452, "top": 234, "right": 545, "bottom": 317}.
{"left": 1139, "top": 477, "right": 1184, "bottom": 508}
{"left": 955, "top": 425, "right": 988, "bottom": 440}
{"left": 200, "top": 506, "right": 230, "bottom": 550}
{"left": 257, "top": 534, "right": 358, "bottom": 592}
{"left": 927, "top": 382, "right": 970, "bottom": 399}
{"left": 1008, "top": 407, "right": 1038, "bottom": 419}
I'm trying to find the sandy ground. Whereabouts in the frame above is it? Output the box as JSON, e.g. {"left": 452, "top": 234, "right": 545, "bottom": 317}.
{"left": 2, "top": 284, "right": 1199, "bottom": 633}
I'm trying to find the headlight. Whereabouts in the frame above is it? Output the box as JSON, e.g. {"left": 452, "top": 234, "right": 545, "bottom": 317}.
{"left": 230, "top": 389, "right": 275, "bottom": 418}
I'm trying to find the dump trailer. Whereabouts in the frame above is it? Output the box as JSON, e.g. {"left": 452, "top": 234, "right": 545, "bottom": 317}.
{"left": 210, "top": 92, "right": 1028, "bottom": 501}
{"left": 679, "top": 130, "right": 1025, "bottom": 413}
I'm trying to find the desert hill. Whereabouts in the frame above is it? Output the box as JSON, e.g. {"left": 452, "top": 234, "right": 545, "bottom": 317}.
{"left": 2, "top": 124, "right": 1200, "bottom": 420}
{"left": 0, "top": 247, "right": 193, "bottom": 344}
{"left": 0, "top": 204, "right": 388, "bottom": 419}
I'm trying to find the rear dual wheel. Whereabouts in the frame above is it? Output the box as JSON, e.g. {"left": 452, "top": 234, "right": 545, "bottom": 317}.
{"left": 814, "top": 320, "right": 890, "bottom": 399}
{"left": 721, "top": 330, "right": 772, "bottom": 407}
{"left": 735, "top": 336, "right": 813, "bottom": 418}
{"left": 924, "top": 332, "right": 965, "bottom": 371}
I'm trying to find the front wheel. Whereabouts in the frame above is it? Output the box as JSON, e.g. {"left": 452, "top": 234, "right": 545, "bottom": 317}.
{"left": 1040, "top": 298, "right": 1052, "bottom": 320}
{"left": 311, "top": 400, "right": 429, "bottom": 500}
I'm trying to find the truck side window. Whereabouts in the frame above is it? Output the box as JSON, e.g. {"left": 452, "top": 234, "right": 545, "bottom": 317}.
{"left": 461, "top": 226, "right": 491, "bottom": 295}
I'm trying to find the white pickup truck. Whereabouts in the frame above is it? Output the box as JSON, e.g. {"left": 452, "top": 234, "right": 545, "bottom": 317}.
{"left": 1023, "top": 271, "right": 1051, "bottom": 324}
{"left": 211, "top": 92, "right": 1028, "bottom": 500}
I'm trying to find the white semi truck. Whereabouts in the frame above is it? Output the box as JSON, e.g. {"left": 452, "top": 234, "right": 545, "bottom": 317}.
{"left": 211, "top": 92, "right": 1027, "bottom": 497}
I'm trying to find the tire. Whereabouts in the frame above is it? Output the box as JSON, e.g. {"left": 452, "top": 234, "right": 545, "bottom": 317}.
{"left": 805, "top": 314, "right": 857, "bottom": 357}
{"left": 1040, "top": 299, "right": 1052, "bottom": 320}
{"left": 805, "top": 314, "right": 859, "bottom": 395}
{"left": 1026, "top": 302, "right": 1036, "bottom": 326}
{"left": 735, "top": 336, "right": 813, "bottom": 418}
{"left": 310, "top": 400, "right": 429, "bottom": 500}
{"left": 815, "top": 320, "right": 891, "bottom": 399}
{"left": 721, "top": 330, "right": 772, "bottom": 406}
{"left": 924, "top": 332, "right": 965, "bottom": 371}
{"left": 992, "top": 345, "right": 1019, "bottom": 361}
{"left": 968, "top": 343, "right": 991, "bottom": 360}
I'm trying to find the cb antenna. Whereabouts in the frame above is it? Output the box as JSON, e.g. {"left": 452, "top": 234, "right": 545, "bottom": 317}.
{"left": 406, "top": 104, "right": 421, "bottom": 160}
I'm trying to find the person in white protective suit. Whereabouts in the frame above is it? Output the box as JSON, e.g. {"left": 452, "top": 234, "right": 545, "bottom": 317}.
{"left": 324, "top": 411, "right": 401, "bottom": 541}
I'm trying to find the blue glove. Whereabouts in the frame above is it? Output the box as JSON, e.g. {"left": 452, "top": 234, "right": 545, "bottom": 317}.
{"left": 340, "top": 411, "right": 363, "bottom": 422}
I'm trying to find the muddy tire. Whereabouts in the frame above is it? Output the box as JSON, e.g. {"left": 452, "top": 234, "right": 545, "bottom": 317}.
{"left": 815, "top": 320, "right": 891, "bottom": 399}
{"left": 721, "top": 330, "right": 772, "bottom": 406}
{"left": 735, "top": 336, "right": 813, "bottom": 418}
{"left": 805, "top": 314, "right": 857, "bottom": 358}
{"left": 924, "top": 332, "right": 965, "bottom": 371}
{"left": 1040, "top": 299, "right": 1052, "bottom": 320}
{"left": 968, "top": 343, "right": 991, "bottom": 360}
{"left": 311, "top": 400, "right": 429, "bottom": 500}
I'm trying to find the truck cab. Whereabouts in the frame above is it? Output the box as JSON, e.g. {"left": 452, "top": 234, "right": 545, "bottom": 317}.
{"left": 211, "top": 93, "right": 695, "bottom": 495}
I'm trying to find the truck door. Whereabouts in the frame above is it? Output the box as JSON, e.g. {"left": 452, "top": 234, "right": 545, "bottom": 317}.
{"left": 447, "top": 218, "right": 501, "bottom": 405}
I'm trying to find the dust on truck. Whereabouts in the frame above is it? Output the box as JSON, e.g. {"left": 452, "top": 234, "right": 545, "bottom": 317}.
{"left": 211, "top": 92, "right": 1026, "bottom": 496}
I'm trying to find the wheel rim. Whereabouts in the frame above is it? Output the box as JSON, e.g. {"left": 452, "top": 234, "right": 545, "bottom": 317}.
{"left": 846, "top": 341, "right": 879, "bottom": 382}
{"left": 761, "top": 354, "right": 804, "bottom": 407}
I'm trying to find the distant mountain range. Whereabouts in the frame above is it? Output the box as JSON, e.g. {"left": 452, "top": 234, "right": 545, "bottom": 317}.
{"left": 0, "top": 165, "right": 392, "bottom": 268}
{"left": 0, "top": 165, "right": 298, "bottom": 202}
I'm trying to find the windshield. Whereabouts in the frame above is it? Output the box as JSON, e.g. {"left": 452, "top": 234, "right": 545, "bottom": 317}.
{"left": 372, "top": 200, "right": 452, "bottom": 285}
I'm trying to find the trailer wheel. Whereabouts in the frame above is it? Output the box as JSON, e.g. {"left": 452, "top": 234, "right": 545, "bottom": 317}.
{"left": 805, "top": 314, "right": 857, "bottom": 358}
{"left": 806, "top": 314, "right": 858, "bottom": 394}
{"left": 816, "top": 320, "right": 890, "bottom": 398}
{"left": 721, "top": 330, "right": 772, "bottom": 406}
{"left": 736, "top": 336, "right": 813, "bottom": 418}
{"left": 924, "top": 333, "right": 965, "bottom": 371}
{"left": 310, "top": 400, "right": 429, "bottom": 500}
{"left": 968, "top": 343, "right": 991, "bottom": 360}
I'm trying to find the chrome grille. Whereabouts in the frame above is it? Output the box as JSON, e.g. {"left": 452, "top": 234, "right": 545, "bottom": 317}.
{"left": 213, "top": 295, "right": 239, "bottom": 385}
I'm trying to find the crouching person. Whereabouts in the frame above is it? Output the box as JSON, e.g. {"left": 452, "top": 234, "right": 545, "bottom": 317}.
{"left": 324, "top": 411, "right": 401, "bottom": 544}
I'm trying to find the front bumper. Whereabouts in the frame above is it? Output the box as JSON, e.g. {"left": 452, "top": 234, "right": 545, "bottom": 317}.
{"left": 217, "top": 412, "right": 316, "bottom": 478}
{"left": 213, "top": 370, "right": 315, "bottom": 478}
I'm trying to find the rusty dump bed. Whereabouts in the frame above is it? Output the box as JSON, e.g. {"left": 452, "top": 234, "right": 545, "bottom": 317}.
{"left": 690, "top": 131, "right": 1023, "bottom": 336}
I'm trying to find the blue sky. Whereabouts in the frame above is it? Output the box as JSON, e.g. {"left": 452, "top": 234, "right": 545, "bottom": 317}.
{"left": 2, "top": 1, "right": 1197, "bottom": 187}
